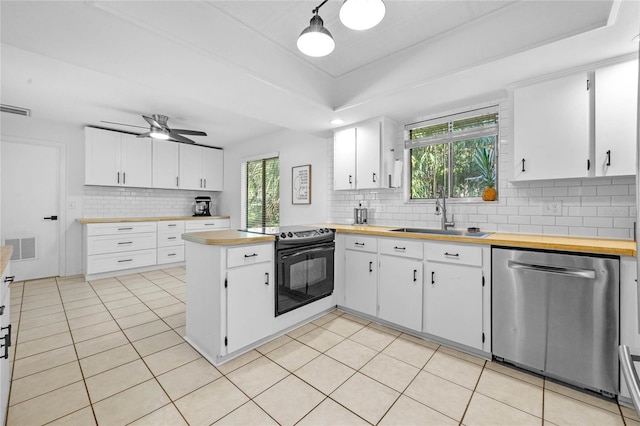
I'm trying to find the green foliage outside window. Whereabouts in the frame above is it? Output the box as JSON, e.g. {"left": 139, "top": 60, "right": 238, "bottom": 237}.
{"left": 246, "top": 157, "right": 279, "bottom": 227}
{"left": 408, "top": 110, "right": 498, "bottom": 200}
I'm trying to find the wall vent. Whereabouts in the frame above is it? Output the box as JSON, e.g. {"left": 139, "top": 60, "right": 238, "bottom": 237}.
{"left": 4, "top": 237, "right": 37, "bottom": 261}
{"left": 0, "top": 104, "right": 31, "bottom": 117}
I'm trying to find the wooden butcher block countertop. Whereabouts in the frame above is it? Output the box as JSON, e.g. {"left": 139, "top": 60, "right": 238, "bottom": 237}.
{"left": 182, "top": 230, "right": 275, "bottom": 245}
{"left": 78, "top": 216, "right": 230, "bottom": 224}
{"left": 321, "top": 224, "right": 636, "bottom": 257}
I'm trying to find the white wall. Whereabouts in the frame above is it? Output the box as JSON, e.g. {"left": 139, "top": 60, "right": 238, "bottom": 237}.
{"left": 220, "top": 129, "right": 328, "bottom": 228}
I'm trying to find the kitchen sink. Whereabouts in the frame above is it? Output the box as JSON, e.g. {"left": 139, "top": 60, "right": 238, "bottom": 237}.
{"left": 389, "top": 228, "right": 492, "bottom": 238}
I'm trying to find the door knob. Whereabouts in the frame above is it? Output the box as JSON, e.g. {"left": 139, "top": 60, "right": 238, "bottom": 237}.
{"left": 43, "top": 216, "right": 58, "bottom": 220}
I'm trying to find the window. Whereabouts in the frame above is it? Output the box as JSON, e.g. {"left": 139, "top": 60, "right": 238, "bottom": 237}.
{"left": 245, "top": 156, "right": 279, "bottom": 228}
{"left": 405, "top": 106, "right": 498, "bottom": 200}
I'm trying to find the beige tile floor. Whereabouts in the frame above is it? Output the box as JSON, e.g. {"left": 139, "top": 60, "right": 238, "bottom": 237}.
{"left": 5, "top": 267, "right": 639, "bottom": 425}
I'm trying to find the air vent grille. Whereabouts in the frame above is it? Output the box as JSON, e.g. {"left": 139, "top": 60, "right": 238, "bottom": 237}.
{"left": 4, "top": 237, "right": 37, "bottom": 261}
{"left": 0, "top": 104, "right": 31, "bottom": 117}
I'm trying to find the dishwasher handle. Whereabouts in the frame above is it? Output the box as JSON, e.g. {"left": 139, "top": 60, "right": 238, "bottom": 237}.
{"left": 507, "top": 260, "right": 596, "bottom": 279}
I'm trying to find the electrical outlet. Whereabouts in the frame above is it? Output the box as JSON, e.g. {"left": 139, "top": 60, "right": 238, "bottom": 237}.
{"left": 68, "top": 200, "right": 77, "bottom": 209}
{"left": 544, "top": 201, "right": 562, "bottom": 216}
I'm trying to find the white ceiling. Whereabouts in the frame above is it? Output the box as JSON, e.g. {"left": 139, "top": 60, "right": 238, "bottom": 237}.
{"left": 1, "top": 1, "right": 638, "bottom": 147}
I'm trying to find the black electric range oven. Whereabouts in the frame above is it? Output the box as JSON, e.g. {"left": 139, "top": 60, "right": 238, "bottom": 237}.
{"left": 241, "top": 226, "right": 335, "bottom": 316}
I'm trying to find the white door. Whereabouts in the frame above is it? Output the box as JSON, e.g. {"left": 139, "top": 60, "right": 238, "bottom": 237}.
{"left": 226, "top": 262, "right": 272, "bottom": 353}
{"left": 203, "top": 148, "right": 223, "bottom": 191}
{"left": 513, "top": 72, "right": 590, "bottom": 181}
{"left": 121, "top": 134, "right": 152, "bottom": 188}
{"left": 379, "top": 255, "right": 422, "bottom": 331}
{"left": 424, "top": 262, "right": 482, "bottom": 349}
{"left": 595, "top": 60, "right": 638, "bottom": 177}
{"left": 152, "top": 139, "right": 180, "bottom": 189}
{"left": 356, "top": 120, "right": 381, "bottom": 189}
{"left": 334, "top": 128, "right": 356, "bottom": 190}
{"left": 179, "top": 144, "right": 203, "bottom": 190}
{"left": 2, "top": 141, "right": 60, "bottom": 280}
{"left": 344, "top": 250, "right": 377, "bottom": 316}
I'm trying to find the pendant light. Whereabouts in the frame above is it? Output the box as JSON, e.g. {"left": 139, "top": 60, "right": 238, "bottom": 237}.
{"left": 297, "top": 0, "right": 335, "bottom": 57}
{"left": 339, "top": 0, "right": 386, "bottom": 31}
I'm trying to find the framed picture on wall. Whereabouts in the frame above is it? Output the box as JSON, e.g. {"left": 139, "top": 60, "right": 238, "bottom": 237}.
{"left": 292, "top": 164, "right": 311, "bottom": 204}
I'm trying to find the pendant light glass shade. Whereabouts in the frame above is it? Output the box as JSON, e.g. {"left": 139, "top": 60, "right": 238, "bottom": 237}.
{"left": 297, "top": 14, "right": 335, "bottom": 57}
{"left": 339, "top": 0, "right": 385, "bottom": 30}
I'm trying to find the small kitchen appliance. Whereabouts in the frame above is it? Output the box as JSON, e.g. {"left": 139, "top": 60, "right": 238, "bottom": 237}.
{"left": 354, "top": 203, "right": 368, "bottom": 224}
{"left": 193, "top": 196, "right": 211, "bottom": 217}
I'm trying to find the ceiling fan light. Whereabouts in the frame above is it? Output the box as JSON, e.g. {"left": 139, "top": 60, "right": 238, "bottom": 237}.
{"left": 339, "top": 0, "right": 385, "bottom": 30}
{"left": 297, "top": 14, "right": 335, "bottom": 57}
{"left": 150, "top": 128, "right": 170, "bottom": 140}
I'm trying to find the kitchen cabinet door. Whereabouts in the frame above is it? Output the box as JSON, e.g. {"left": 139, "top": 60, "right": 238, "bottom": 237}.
{"left": 356, "top": 120, "right": 382, "bottom": 189}
{"left": 513, "top": 72, "right": 590, "bottom": 181}
{"left": 378, "top": 255, "right": 422, "bottom": 331}
{"left": 120, "top": 133, "right": 152, "bottom": 188}
{"left": 179, "top": 144, "right": 204, "bottom": 190}
{"left": 0, "top": 266, "right": 11, "bottom": 426}
{"left": 85, "top": 127, "right": 121, "bottom": 186}
{"left": 424, "top": 261, "right": 483, "bottom": 349}
{"left": 595, "top": 60, "right": 638, "bottom": 177}
{"left": 619, "top": 256, "right": 638, "bottom": 399}
{"left": 334, "top": 127, "right": 357, "bottom": 190}
{"left": 344, "top": 250, "right": 377, "bottom": 316}
{"left": 152, "top": 139, "right": 180, "bottom": 189}
{"left": 203, "top": 147, "right": 223, "bottom": 191}
{"left": 226, "top": 261, "right": 273, "bottom": 353}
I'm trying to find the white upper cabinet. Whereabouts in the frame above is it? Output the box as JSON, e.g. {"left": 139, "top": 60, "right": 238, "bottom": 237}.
{"left": 85, "top": 127, "right": 152, "bottom": 187}
{"left": 152, "top": 139, "right": 180, "bottom": 189}
{"left": 334, "top": 128, "right": 357, "bottom": 190}
{"left": 179, "top": 144, "right": 224, "bottom": 191}
{"left": 333, "top": 117, "right": 397, "bottom": 190}
{"left": 513, "top": 72, "right": 591, "bottom": 181}
{"left": 595, "top": 60, "right": 638, "bottom": 177}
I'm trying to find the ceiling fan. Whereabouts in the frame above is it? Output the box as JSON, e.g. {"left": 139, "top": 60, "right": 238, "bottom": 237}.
{"left": 101, "top": 114, "right": 207, "bottom": 144}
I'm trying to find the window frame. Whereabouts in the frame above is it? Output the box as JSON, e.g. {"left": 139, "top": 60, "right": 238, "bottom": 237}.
{"left": 403, "top": 105, "right": 499, "bottom": 203}
{"left": 240, "top": 152, "right": 280, "bottom": 229}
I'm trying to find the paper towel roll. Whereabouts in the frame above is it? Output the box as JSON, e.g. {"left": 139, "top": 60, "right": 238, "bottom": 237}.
{"left": 392, "top": 160, "right": 403, "bottom": 188}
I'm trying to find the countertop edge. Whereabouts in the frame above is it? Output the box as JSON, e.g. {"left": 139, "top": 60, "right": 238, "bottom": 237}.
{"left": 1, "top": 246, "right": 13, "bottom": 277}
{"left": 78, "top": 216, "right": 231, "bottom": 224}
{"left": 318, "top": 224, "right": 637, "bottom": 257}
{"left": 182, "top": 231, "right": 275, "bottom": 245}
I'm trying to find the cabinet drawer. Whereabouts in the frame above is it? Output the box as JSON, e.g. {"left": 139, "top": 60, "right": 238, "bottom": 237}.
{"left": 379, "top": 238, "right": 423, "bottom": 260}
{"left": 424, "top": 242, "right": 482, "bottom": 267}
{"left": 157, "top": 220, "right": 185, "bottom": 232}
{"left": 185, "top": 218, "right": 230, "bottom": 232}
{"left": 157, "top": 231, "right": 185, "bottom": 248}
{"left": 344, "top": 235, "right": 377, "bottom": 253}
{"left": 87, "top": 222, "right": 157, "bottom": 236}
{"left": 157, "top": 246, "right": 185, "bottom": 264}
{"left": 227, "top": 244, "right": 273, "bottom": 269}
{"left": 87, "top": 233, "right": 157, "bottom": 255}
{"left": 87, "top": 249, "right": 157, "bottom": 274}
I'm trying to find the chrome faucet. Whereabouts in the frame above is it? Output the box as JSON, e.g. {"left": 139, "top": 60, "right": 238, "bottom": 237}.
{"left": 435, "top": 186, "right": 455, "bottom": 230}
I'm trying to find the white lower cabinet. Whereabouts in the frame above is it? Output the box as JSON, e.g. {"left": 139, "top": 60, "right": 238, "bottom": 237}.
{"left": 0, "top": 264, "right": 12, "bottom": 426}
{"left": 344, "top": 235, "right": 378, "bottom": 316}
{"left": 424, "top": 242, "right": 486, "bottom": 350}
{"left": 378, "top": 238, "right": 423, "bottom": 331}
{"left": 226, "top": 260, "right": 273, "bottom": 353}
{"left": 157, "top": 220, "right": 185, "bottom": 265}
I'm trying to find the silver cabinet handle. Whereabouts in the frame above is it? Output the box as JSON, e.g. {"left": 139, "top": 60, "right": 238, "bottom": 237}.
{"left": 3, "top": 276, "right": 14, "bottom": 283}
{"left": 244, "top": 253, "right": 258, "bottom": 258}
{"left": 168, "top": 224, "right": 177, "bottom": 227}
{"left": 168, "top": 237, "right": 177, "bottom": 240}
{"left": 413, "top": 269, "right": 417, "bottom": 282}
{"left": 354, "top": 242, "right": 365, "bottom": 246}
{"left": 373, "top": 172, "right": 376, "bottom": 182}
{"left": 507, "top": 260, "right": 596, "bottom": 279}
{"left": 117, "top": 241, "right": 133, "bottom": 245}
{"left": 123, "top": 172, "right": 126, "bottom": 184}
{"left": 117, "top": 172, "right": 120, "bottom": 184}
{"left": 444, "top": 252, "right": 459, "bottom": 257}
{"left": 118, "top": 227, "right": 133, "bottom": 231}
{"left": 118, "top": 259, "right": 133, "bottom": 263}
{"left": 176, "top": 176, "right": 179, "bottom": 187}
{"left": 265, "top": 272, "right": 269, "bottom": 285}
{"left": 204, "top": 179, "right": 207, "bottom": 188}
{"left": 394, "top": 246, "right": 406, "bottom": 251}
{"left": 369, "top": 261, "right": 373, "bottom": 273}
{"left": 348, "top": 175, "right": 352, "bottom": 184}
{"left": 167, "top": 253, "right": 176, "bottom": 257}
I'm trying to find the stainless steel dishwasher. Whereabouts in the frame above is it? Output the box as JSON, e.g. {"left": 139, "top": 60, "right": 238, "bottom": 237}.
{"left": 492, "top": 248, "right": 619, "bottom": 396}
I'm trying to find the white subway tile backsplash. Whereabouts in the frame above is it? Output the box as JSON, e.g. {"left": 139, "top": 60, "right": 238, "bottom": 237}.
{"left": 583, "top": 217, "right": 613, "bottom": 228}
{"left": 597, "top": 185, "right": 629, "bottom": 196}
{"left": 83, "top": 186, "right": 220, "bottom": 218}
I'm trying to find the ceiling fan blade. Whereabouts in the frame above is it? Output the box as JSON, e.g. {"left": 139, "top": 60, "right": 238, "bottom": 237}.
{"left": 168, "top": 132, "right": 196, "bottom": 144}
{"left": 143, "top": 115, "right": 164, "bottom": 129}
{"left": 101, "top": 120, "right": 148, "bottom": 129}
{"left": 172, "top": 129, "right": 207, "bottom": 137}
{"left": 137, "top": 132, "right": 152, "bottom": 138}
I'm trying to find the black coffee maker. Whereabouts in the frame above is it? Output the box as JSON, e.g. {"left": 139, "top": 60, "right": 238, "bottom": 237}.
{"left": 193, "top": 196, "right": 211, "bottom": 216}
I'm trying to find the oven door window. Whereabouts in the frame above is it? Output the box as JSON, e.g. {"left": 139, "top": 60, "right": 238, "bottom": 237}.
{"left": 277, "top": 243, "right": 334, "bottom": 316}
